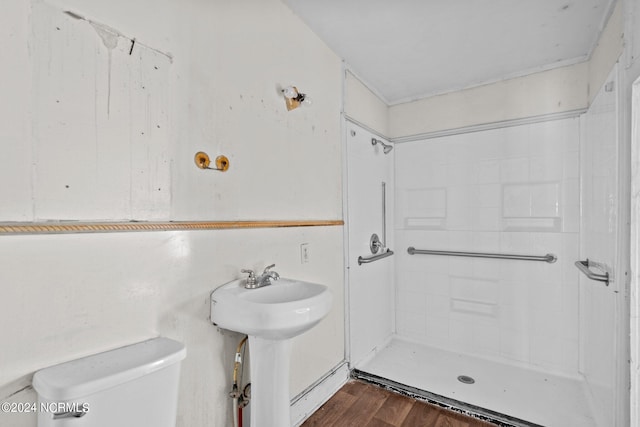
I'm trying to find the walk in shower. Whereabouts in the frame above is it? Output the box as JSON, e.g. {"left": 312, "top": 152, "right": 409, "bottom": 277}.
{"left": 344, "top": 66, "right": 628, "bottom": 427}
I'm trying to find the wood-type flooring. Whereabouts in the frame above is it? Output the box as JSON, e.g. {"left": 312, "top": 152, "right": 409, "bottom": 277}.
{"left": 301, "top": 380, "right": 496, "bottom": 427}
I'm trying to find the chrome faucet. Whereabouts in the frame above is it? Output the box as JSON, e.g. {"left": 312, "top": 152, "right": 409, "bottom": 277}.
{"left": 258, "top": 264, "right": 280, "bottom": 287}
{"left": 241, "top": 264, "right": 280, "bottom": 289}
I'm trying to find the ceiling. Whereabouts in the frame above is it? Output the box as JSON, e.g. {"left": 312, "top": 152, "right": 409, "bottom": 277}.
{"left": 282, "top": 0, "right": 616, "bottom": 105}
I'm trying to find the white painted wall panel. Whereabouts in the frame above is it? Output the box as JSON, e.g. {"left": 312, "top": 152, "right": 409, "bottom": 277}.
{"left": 7, "top": 0, "right": 342, "bottom": 223}
{"left": 389, "top": 63, "right": 589, "bottom": 139}
{"left": 169, "top": 0, "right": 342, "bottom": 221}
{"left": 27, "top": 3, "right": 172, "bottom": 220}
{"left": 0, "top": 227, "right": 344, "bottom": 427}
{"left": 344, "top": 71, "right": 389, "bottom": 137}
{"left": 629, "top": 70, "right": 640, "bottom": 427}
{"left": 0, "top": 0, "right": 32, "bottom": 221}
{"left": 588, "top": 1, "right": 624, "bottom": 103}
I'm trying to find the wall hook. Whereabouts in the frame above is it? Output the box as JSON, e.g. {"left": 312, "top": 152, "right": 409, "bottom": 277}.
{"left": 195, "top": 152, "right": 230, "bottom": 172}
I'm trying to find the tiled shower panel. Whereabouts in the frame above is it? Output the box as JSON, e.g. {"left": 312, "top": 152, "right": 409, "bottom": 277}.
{"left": 394, "top": 118, "right": 581, "bottom": 375}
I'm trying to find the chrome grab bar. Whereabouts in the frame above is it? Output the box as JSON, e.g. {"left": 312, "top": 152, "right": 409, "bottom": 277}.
{"left": 358, "top": 249, "right": 394, "bottom": 265}
{"left": 575, "top": 259, "right": 609, "bottom": 286}
{"left": 407, "top": 247, "right": 557, "bottom": 263}
{"left": 358, "top": 181, "right": 395, "bottom": 266}
{"left": 381, "top": 182, "right": 387, "bottom": 249}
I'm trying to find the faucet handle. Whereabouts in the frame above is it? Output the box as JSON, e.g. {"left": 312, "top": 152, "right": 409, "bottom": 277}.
{"left": 241, "top": 269, "right": 257, "bottom": 286}
{"left": 262, "top": 264, "right": 276, "bottom": 274}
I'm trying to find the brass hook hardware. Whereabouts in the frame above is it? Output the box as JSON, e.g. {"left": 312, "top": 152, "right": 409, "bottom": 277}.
{"left": 195, "top": 152, "right": 230, "bottom": 172}
{"left": 215, "top": 155, "right": 230, "bottom": 171}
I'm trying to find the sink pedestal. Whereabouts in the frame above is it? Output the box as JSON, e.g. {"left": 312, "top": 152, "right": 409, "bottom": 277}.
{"left": 248, "top": 336, "right": 292, "bottom": 427}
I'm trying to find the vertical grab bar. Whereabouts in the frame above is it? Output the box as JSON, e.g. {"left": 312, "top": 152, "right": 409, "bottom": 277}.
{"left": 381, "top": 182, "right": 386, "bottom": 248}
{"left": 358, "top": 181, "right": 394, "bottom": 265}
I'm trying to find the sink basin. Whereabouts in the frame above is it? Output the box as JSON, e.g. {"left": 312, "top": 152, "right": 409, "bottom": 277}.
{"left": 210, "top": 278, "right": 332, "bottom": 340}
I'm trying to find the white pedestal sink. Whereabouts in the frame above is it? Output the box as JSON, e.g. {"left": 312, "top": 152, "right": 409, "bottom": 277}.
{"left": 211, "top": 277, "right": 332, "bottom": 427}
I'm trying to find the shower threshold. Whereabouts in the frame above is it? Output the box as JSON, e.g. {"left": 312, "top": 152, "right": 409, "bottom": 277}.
{"left": 352, "top": 369, "right": 539, "bottom": 427}
{"left": 354, "top": 337, "right": 596, "bottom": 427}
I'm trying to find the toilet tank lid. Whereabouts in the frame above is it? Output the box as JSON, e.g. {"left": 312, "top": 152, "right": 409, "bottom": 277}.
{"left": 32, "top": 337, "right": 186, "bottom": 401}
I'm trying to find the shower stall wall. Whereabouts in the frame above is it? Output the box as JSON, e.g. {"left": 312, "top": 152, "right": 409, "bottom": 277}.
{"left": 394, "top": 117, "right": 581, "bottom": 377}
{"left": 385, "top": 117, "right": 589, "bottom": 426}
{"left": 345, "top": 123, "right": 395, "bottom": 366}
{"left": 578, "top": 65, "right": 626, "bottom": 427}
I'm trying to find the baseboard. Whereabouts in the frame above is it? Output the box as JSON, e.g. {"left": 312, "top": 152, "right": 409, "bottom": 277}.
{"left": 290, "top": 361, "right": 350, "bottom": 426}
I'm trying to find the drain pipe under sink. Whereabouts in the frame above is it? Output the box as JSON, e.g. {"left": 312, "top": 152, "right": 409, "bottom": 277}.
{"left": 230, "top": 336, "right": 248, "bottom": 427}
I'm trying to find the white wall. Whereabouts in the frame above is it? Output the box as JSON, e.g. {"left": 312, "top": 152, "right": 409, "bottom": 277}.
{"left": 342, "top": 65, "right": 393, "bottom": 368}
{"left": 0, "top": 0, "right": 31, "bottom": 220}
{"left": 588, "top": 1, "right": 624, "bottom": 103}
{"left": 0, "top": 0, "right": 345, "bottom": 426}
{"left": 344, "top": 122, "right": 394, "bottom": 366}
{"left": 621, "top": 0, "right": 640, "bottom": 424}
{"left": 394, "top": 118, "right": 581, "bottom": 376}
{"left": 344, "top": 70, "right": 389, "bottom": 137}
{"left": 388, "top": 64, "right": 589, "bottom": 139}
{"left": 629, "top": 72, "right": 640, "bottom": 427}
{"left": 3, "top": 0, "right": 343, "bottom": 222}
{"left": 579, "top": 65, "right": 622, "bottom": 427}
{"left": 0, "top": 227, "right": 344, "bottom": 426}
{"left": 169, "top": 1, "right": 343, "bottom": 221}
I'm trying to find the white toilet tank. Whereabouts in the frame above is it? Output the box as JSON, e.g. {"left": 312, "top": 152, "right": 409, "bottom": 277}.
{"left": 32, "top": 337, "right": 186, "bottom": 427}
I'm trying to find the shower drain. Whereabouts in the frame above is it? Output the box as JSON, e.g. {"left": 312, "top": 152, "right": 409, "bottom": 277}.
{"left": 457, "top": 375, "right": 475, "bottom": 384}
